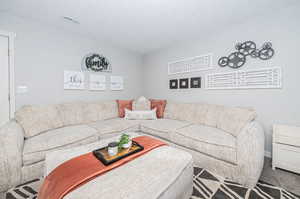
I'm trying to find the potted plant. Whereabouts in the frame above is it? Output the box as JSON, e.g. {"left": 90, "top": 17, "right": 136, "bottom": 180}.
{"left": 118, "top": 134, "right": 132, "bottom": 151}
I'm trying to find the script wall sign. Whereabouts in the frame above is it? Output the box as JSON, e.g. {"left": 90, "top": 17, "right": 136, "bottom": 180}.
{"left": 82, "top": 53, "right": 111, "bottom": 72}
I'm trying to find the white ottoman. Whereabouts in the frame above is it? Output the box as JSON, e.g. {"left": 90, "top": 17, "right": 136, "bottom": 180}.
{"left": 45, "top": 133, "right": 193, "bottom": 199}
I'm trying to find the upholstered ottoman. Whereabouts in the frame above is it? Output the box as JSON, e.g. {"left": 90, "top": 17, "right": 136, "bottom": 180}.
{"left": 44, "top": 133, "right": 193, "bottom": 199}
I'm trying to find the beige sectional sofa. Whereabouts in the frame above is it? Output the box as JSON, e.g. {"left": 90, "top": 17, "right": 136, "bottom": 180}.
{"left": 0, "top": 100, "right": 265, "bottom": 196}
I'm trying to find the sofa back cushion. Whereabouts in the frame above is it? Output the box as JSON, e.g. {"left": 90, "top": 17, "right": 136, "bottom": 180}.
{"left": 163, "top": 101, "right": 182, "bottom": 120}
{"left": 164, "top": 101, "right": 257, "bottom": 136}
{"left": 164, "top": 101, "right": 207, "bottom": 123}
{"left": 15, "top": 105, "right": 64, "bottom": 138}
{"left": 58, "top": 100, "right": 119, "bottom": 126}
{"left": 57, "top": 102, "right": 87, "bottom": 126}
{"left": 217, "top": 107, "right": 257, "bottom": 137}
{"left": 203, "top": 104, "right": 224, "bottom": 127}
{"left": 99, "top": 100, "right": 119, "bottom": 120}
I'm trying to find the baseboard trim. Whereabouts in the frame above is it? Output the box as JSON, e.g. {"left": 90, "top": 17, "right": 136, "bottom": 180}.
{"left": 264, "top": 151, "right": 271, "bottom": 158}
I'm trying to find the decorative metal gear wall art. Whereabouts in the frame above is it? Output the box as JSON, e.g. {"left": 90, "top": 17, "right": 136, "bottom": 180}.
{"left": 218, "top": 41, "right": 275, "bottom": 69}
{"left": 81, "top": 53, "right": 111, "bottom": 72}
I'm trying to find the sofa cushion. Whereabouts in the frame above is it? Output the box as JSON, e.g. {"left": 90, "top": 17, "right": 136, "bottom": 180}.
{"left": 164, "top": 101, "right": 187, "bottom": 121}
{"left": 57, "top": 102, "right": 87, "bottom": 126}
{"left": 80, "top": 102, "right": 113, "bottom": 123}
{"left": 140, "top": 119, "right": 192, "bottom": 140}
{"left": 15, "top": 105, "right": 64, "bottom": 138}
{"left": 164, "top": 101, "right": 209, "bottom": 123}
{"left": 88, "top": 118, "right": 140, "bottom": 139}
{"left": 99, "top": 100, "right": 119, "bottom": 120}
{"left": 132, "top": 96, "right": 151, "bottom": 110}
{"left": 23, "top": 125, "right": 98, "bottom": 165}
{"left": 203, "top": 104, "right": 224, "bottom": 127}
{"left": 172, "top": 124, "right": 237, "bottom": 164}
{"left": 217, "top": 107, "right": 257, "bottom": 137}
{"left": 81, "top": 100, "right": 119, "bottom": 123}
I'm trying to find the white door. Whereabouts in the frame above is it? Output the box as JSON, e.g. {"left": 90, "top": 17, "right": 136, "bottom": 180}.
{"left": 0, "top": 35, "right": 10, "bottom": 126}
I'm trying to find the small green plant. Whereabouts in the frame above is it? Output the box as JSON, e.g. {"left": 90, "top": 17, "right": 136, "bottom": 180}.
{"left": 118, "top": 134, "right": 130, "bottom": 151}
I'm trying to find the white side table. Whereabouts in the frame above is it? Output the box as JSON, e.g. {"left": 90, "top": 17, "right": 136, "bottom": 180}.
{"left": 272, "top": 124, "right": 300, "bottom": 174}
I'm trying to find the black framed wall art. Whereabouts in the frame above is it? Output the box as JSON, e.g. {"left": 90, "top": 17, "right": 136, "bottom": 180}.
{"left": 169, "top": 79, "right": 178, "bottom": 89}
{"left": 190, "top": 77, "right": 201, "bottom": 88}
{"left": 179, "top": 78, "right": 189, "bottom": 89}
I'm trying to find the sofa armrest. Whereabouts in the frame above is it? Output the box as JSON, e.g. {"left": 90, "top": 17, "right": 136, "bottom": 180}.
{"left": 236, "top": 121, "right": 265, "bottom": 188}
{"left": 0, "top": 121, "right": 24, "bottom": 192}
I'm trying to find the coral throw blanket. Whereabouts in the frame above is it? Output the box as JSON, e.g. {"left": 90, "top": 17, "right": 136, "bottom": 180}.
{"left": 38, "top": 136, "right": 167, "bottom": 199}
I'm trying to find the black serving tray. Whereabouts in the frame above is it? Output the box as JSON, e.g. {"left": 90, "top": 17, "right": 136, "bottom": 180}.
{"left": 93, "top": 141, "right": 144, "bottom": 166}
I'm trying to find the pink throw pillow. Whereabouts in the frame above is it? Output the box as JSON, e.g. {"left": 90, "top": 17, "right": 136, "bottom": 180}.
{"left": 150, "top": 99, "right": 167, "bottom": 118}
{"left": 116, "top": 100, "right": 133, "bottom": 118}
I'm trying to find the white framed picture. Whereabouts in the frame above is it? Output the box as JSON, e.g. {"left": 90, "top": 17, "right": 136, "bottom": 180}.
{"left": 89, "top": 74, "right": 106, "bottom": 91}
{"left": 110, "top": 76, "right": 124, "bottom": 90}
{"left": 64, "top": 71, "right": 85, "bottom": 90}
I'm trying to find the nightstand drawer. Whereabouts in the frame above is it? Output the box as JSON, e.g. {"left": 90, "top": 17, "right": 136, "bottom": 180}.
{"left": 273, "top": 143, "right": 300, "bottom": 174}
{"left": 274, "top": 134, "right": 300, "bottom": 147}
{"left": 273, "top": 124, "right": 300, "bottom": 144}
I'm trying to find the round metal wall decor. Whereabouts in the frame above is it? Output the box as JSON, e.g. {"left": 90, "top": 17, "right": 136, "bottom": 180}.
{"left": 238, "top": 41, "right": 256, "bottom": 56}
{"left": 227, "top": 52, "right": 246, "bottom": 69}
{"left": 81, "top": 53, "right": 111, "bottom": 72}
{"left": 218, "top": 41, "right": 275, "bottom": 69}
{"left": 218, "top": 57, "right": 229, "bottom": 67}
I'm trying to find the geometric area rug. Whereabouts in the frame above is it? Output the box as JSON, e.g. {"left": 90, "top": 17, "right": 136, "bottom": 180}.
{"left": 5, "top": 167, "right": 300, "bottom": 199}
{"left": 192, "top": 167, "right": 300, "bottom": 199}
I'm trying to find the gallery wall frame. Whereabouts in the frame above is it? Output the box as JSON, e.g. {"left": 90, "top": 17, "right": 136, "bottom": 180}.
{"left": 168, "top": 53, "right": 213, "bottom": 75}
{"left": 205, "top": 67, "right": 282, "bottom": 90}
{"left": 89, "top": 74, "right": 106, "bottom": 91}
{"left": 179, "top": 78, "right": 189, "bottom": 89}
{"left": 64, "top": 71, "right": 85, "bottom": 90}
{"left": 190, "top": 77, "right": 201, "bottom": 88}
{"left": 110, "top": 76, "right": 124, "bottom": 90}
{"left": 169, "top": 79, "right": 178, "bottom": 89}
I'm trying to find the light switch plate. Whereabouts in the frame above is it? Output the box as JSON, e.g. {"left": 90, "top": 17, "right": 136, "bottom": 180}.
{"left": 16, "top": 86, "right": 28, "bottom": 94}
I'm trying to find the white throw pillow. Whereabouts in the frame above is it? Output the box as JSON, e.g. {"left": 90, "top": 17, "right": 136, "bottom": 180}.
{"left": 124, "top": 108, "right": 157, "bottom": 120}
{"left": 132, "top": 96, "right": 151, "bottom": 110}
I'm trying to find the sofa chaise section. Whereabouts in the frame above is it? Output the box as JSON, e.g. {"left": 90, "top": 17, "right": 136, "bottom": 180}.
{"left": 171, "top": 124, "right": 237, "bottom": 164}
{"left": 154, "top": 101, "right": 265, "bottom": 188}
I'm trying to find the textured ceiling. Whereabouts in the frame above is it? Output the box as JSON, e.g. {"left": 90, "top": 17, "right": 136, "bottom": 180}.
{"left": 1, "top": 0, "right": 298, "bottom": 54}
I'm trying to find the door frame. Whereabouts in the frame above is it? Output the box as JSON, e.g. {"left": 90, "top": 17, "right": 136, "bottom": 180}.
{"left": 0, "top": 30, "right": 16, "bottom": 119}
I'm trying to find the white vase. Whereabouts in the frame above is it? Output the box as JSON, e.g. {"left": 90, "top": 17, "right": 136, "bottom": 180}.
{"left": 122, "top": 140, "right": 132, "bottom": 149}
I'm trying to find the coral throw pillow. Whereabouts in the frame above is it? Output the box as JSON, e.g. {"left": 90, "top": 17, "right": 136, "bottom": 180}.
{"left": 116, "top": 100, "right": 133, "bottom": 118}
{"left": 150, "top": 99, "right": 167, "bottom": 118}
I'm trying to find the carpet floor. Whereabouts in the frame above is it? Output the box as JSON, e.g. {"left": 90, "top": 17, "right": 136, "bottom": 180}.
{"left": 5, "top": 167, "right": 300, "bottom": 199}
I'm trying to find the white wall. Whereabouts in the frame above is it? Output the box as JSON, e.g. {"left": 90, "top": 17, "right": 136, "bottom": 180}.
{"left": 0, "top": 14, "right": 143, "bottom": 109}
{"left": 142, "top": 5, "right": 300, "bottom": 155}
{"left": 1, "top": 5, "right": 299, "bottom": 154}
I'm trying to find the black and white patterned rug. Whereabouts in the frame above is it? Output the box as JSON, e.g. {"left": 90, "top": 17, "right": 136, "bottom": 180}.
{"left": 6, "top": 167, "right": 299, "bottom": 199}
